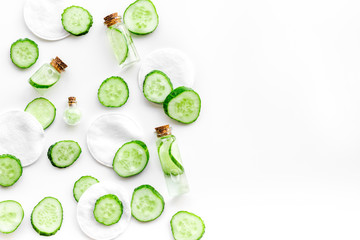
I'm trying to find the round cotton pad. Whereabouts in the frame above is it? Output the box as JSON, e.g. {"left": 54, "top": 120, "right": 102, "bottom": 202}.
{"left": 24, "top": 0, "right": 70, "bottom": 40}
{"left": 138, "top": 48, "right": 195, "bottom": 91}
{"left": 77, "top": 182, "right": 131, "bottom": 240}
{"left": 87, "top": 113, "right": 144, "bottom": 167}
{"left": 0, "top": 111, "right": 45, "bottom": 167}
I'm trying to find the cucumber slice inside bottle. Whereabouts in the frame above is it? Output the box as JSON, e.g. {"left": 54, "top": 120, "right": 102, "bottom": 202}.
{"left": 10, "top": 38, "right": 39, "bottom": 68}
{"left": 131, "top": 184, "right": 164, "bottom": 222}
{"left": 143, "top": 70, "right": 173, "bottom": 103}
{"left": 31, "top": 197, "right": 63, "bottom": 236}
{"left": 98, "top": 76, "right": 129, "bottom": 108}
{"left": 158, "top": 138, "right": 183, "bottom": 176}
{"left": 0, "top": 154, "right": 22, "bottom": 187}
{"left": 123, "top": 0, "right": 159, "bottom": 35}
{"left": 113, "top": 140, "right": 149, "bottom": 178}
{"left": 108, "top": 27, "right": 129, "bottom": 65}
{"left": 29, "top": 63, "right": 61, "bottom": 89}
{"left": 47, "top": 140, "right": 82, "bottom": 168}
{"left": 73, "top": 176, "right": 99, "bottom": 202}
{"left": 93, "top": 194, "right": 123, "bottom": 226}
{"left": 61, "top": 6, "right": 93, "bottom": 36}
{"left": 25, "top": 97, "right": 56, "bottom": 130}
{"left": 170, "top": 211, "right": 205, "bottom": 240}
{"left": 163, "top": 86, "right": 201, "bottom": 124}
{"left": 169, "top": 140, "right": 185, "bottom": 172}
{"left": 0, "top": 200, "right": 24, "bottom": 234}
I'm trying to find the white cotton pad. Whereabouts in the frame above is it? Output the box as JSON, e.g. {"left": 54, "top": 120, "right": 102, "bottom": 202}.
{"left": 23, "top": 0, "right": 70, "bottom": 41}
{"left": 77, "top": 182, "right": 131, "bottom": 240}
{"left": 138, "top": 48, "right": 195, "bottom": 91}
{"left": 87, "top": 113, "right": 144, "bottom": 167}
{"left": 0, "top": 111, "right": 45, "bottom": 167}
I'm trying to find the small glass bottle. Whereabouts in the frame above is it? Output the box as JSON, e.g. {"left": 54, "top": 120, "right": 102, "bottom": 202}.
{"left": 29, "top": 57, "right": 67, "bottom": 92}
{"left": 63, "top": 97, "right": 82, "bottom": 126}
{"left": 104, "top": 12, "right": 139, "bottom": 69}
{"left": 155, "top": 125, "right": 190, "bottom": 197}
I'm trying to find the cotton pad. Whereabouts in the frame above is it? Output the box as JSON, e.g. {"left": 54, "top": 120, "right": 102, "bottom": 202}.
{"left": 0, "top": 111, "right": 45, "bottom": 167}
{"left": 138, "top": 48, "right": 195, "bottom": 91}
{"left": 77, "top": 182, "right": 131, "bottom": 240}
{"left": 87, "top": 113, "right": 144, "bottom": 167}
{"left": 23, "top": 0, "right": 70, "bottom": 40}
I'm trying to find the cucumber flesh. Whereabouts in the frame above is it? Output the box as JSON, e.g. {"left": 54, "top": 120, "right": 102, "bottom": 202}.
{"left": 98, "top": 76, "right": 129, "bottom": 108}
{"left": 163, "top": 87, "right": 201, "bottom": 124}
{"left": 47, "top": 140, "right": 82, "bottom": 168}
{"left": 10, "top": 38, "right": 39, "bottom": 68}
{"left": 61, "top": 6, "right": 93, "bottom": 36}
{"left": 29, "top": 63, "right": 61, "bottom": 89}
{"left": 124, "top": 0, "right": 159, "bottom": 35}
{"left": 73, "top": 176, "right": 99, "bottom": 202}
{"left": 143, "top": 70, "right": 173, "bottom": 103}
{"left": 131, "top": 185, "right": 164, "bottom": 222}
{"left": 0, "top": 200, "right": 24, "bottom": 234}
{"left": 171, "top": 211, "right": 205, "bottom": 240}
{"left": 31, "top": 197, "right": 63, "bottom": 236}
{"left": 158, "top": 138, "right": 183, "bottom": 176}
{"left": 25, "top": 97, "right": 56, "bottom": 130}
{"left": 169, "top": 140, "right": 185, "bottom": 172}
{"left": 107, "top": 27, "right": 129, "bottom": 65}
{"left": 93, "top": 194, "right": 123, "bottom": 226}
{"left": 0, "top": 154, "right": 22, "bottom": 187}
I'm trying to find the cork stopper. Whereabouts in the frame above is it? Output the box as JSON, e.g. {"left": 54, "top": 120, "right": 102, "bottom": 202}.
{"left": 104, "top": 13, "right": 121, "bottom": 27}
{"left": 155, "top": 125, "right": 172, "bottom": 137}
{"left": 68, "top": 96, "right": 77, "bottom": 106}
{"left": 50, "top": 57, "right": 67, "bottom": 73}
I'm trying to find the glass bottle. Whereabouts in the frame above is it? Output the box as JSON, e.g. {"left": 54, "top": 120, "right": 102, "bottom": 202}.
{"left": 155, "top": 125, "right": 190, "bottom": 197}
{"left": 63, "top": 97, "right": 81, "bottom": 126}
{"left": 104, "top": 12, "right": 139, "bottom": 69}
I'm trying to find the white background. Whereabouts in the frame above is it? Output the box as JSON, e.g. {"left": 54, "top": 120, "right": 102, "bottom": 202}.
{"left": 1, "top": 0, "right": 360, "bottom": 239}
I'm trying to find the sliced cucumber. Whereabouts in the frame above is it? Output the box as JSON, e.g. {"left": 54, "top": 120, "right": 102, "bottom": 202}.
{"left": 93, "top": 194, "right": 123, "bottom": 226}
{"left": 25, "top": 97, "right": 56, "bottom": 130}
{"left": 108, "top": 27, "right": 129, "bottom": 65}
{"left": 47, "top": 140, "right": 81, "bottom": 168}
{"left": 143, "top": 70, "right": 173, "bottom": 103}
{"left": 158, "top": 138, "right": 184, "bottom": 176}
{"left": 171, "top": 211, "right": 205, "bottom": 240}
{"left": 113, "top": 140, "right": 149, "bottom": 178}
{"left": 131, "top": 184, "right": 164, "bottom": 222}
{"left": 73, "top": 176, "right": 99, "bottom": 202}
{"left": 61, "top": 6, "right": 93, "bottom": 36}
{"left": 0, "top": 200, "right": 24, "bottom": 234}
{"left": 31, "top": 197, "right": 63, "bottom": 236}
{"left": 0, "top": 154, "right": 22, "bottom": 187}
{"left": 169, "top": 139, "right": 185, "bottom": 172}
{"left": 10, "top": 38, "right": 39, "bottom": 68}
{"left": 98, "top": 76, "right": 129, "bottom": 108}
{"left": 163, "top": 87, "right": 201, "bottom": 124}
{"left": 123, "top": 0, "right": 159, "bottom": 35}
{"left": 29, "top": 63, "right": 61, "bottom": 89}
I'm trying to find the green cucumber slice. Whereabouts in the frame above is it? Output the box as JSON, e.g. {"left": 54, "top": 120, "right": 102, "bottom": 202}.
{"left": 113, "top": 140, "right": 149, "bottom": 178}
{"left": 93, "top": 194, "right": 123, "bottom": 226}
{"left": 73, "top": 176, "right": 99, "bottom": 202}
{"left": 158, "top": 138, "right": 183, "bottom": 176}
{"left": 143, "top": 70, "right": 173, "bottom": 103}
{"left": 31, "top": 197, "right": 63, "bottom": 236}
{"left": 61, "top": 6, "right": 93, "bottom": 36}
{"left": 10, "top": 38, "right": 39, "bottom": 68}
{"left": 171, "top": 211, "right": 205, "bottom": 240}
{"left": 0, "top": 200, "right": 24, "bottom": 234}
{"left": 29, "top": 63, "right": 61, "bottom": 89}
{"left": 163, "top": 86, "right": 201, "bottom": 124}
{"left": 47, "top": 140, "right": 81, "bottom": 168}
{"left": 0, "top": 154, "right": 22, "bottom": 187}
{"left": 169, "top": 140, "right": 185, "bottom": 172}
{"left": 123, "top": 0, "right": 159, "bottom": 35}
{"left": 98, "top": 76, "right": 129, "bottom": 108}
{"left": 131, "top": 184, "right": 164, "bottom": 222}
{"left": 25, "top": 97, "right": 56, "bottom": 130}
{"left": 107, "top": 27, "right": 129, "bottom": 65}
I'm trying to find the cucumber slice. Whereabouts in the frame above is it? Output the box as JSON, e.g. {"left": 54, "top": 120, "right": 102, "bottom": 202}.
{"left": 107, "top": 27, "right": 129, "bottom": 65}
{"left": 170, "top": 211, "right": 205, "bottom": 240}
{"left": 0, "top": 200, "right": 24, "bottom": 234}
{"left": 143, "top": 70, "right": 173, "bottom": 103}
{"left": 123, "top": 0, "right": 159, "bottom": 35}
{"left": 10, "top": 38, "right": 39, "bottom": 68}
{"left": 73, "top": 176, "right": 99, "bottom": 202}
{"left": 158, "top": 138, "right": 183, "bottom": 176}
{"left": 113, "top": 140, "right": 149, "bottom": 178}
{"left": 93, "top": 194, "right": 123, "bottom": 226}
{"left": 0, "top": 154, "right": 22, "bottom": 187}
{"left": 25, "top": 97, "right": 56, "bottom": 130}
{"left": 169, "top": 140, "right": 185, "bottom": 172}
{"left": 163, "top": 86, "right": 201, "bottom": 124}
{"left": 47, "top": 140, "right": 81, "bottom": 168}
{"left": 29, "top": 63, "right": 61, "bottom": 89}
{"left": 98, "top": 76, "right": 129, "bottom": 108}
{"left": 61, "top": 6, "right": 93, "bottom": 36}
{"left": 31, "top": 197, "right": 63, "bottom": 236}
{"left": 131, "top": 185, "right": 164, "bottom": 222}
